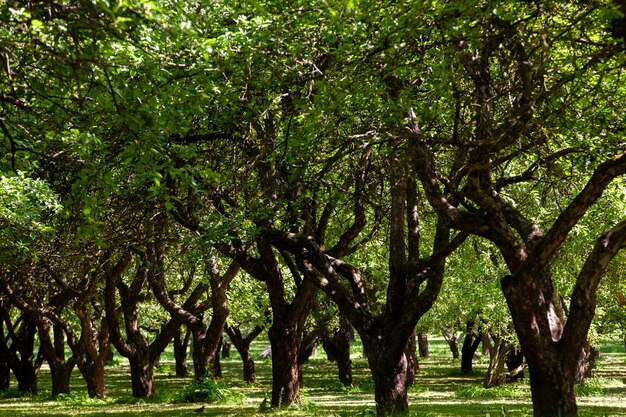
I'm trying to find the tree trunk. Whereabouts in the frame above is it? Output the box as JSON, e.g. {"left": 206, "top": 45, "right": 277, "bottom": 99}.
{"left": 39, "top": 322, "right": 75, "bottom": 396}
{"left": 212, "top": 336, "right": 222, "bottom": 378}
{"left": 405, "top": 330, "right": 418, "bottom": 386}
{"left": 481, "top": 333, "right": 493, "bottom": 356}
{"left": 0, "top": 320, "right": 10, "bottom": 390}
{"left": 363, "top": 338, "right": 409, "bottom": 417}
{"left": 460, "top": 326, "right": 482, "bottom": 374}
{"left": 417, "top": 333, "right": 429, "bottom": 358}
{"left": 173, "top": 327, "right": 190, "bottom": 377}
{"left": 221, "top": 341, "right": 231, "bottom": 358}
{"left": 192, "top": 334, "right": 209, "bottom": 380}
{"left": 225, "top": 325, "right": 261, "bottom": 384}
{"left": 441, "top": 327, "right": 460, "bottom": 360}
{"left": 80, "top": 360, "right": 107, "bottom": 398}
{"left": 505, "top": 347, "right": 524, "bottom": 382}
{"left": 268, "top": 323, "right": 301, "bottom": 407}
{"left": 335, "top": 318, "right": 353, "bottom": 387}
{"left": 484, "top": 335, "right": 511, "bottom": 388}
{"left": 49, "top": 363, "right": 73, "bottom": 396}
{"left": 128, "top": 355, "right": 155, "bottom": 398}
{"left": 502, "top": 274, "right": 578, "bottom": 417}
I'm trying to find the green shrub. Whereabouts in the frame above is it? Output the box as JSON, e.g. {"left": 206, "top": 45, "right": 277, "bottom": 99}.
{"left": 54, "top": 392, "right": 115, "bottom": 406}
{"left": 172, "top": 378, "right": 245, "bottom": 404}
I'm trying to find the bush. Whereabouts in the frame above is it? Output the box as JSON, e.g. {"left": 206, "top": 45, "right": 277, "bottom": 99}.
{"left": 172, "top": 378, "right": 244, "bottom": 404}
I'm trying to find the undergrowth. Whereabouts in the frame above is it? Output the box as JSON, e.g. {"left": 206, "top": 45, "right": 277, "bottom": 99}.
{"left": 455, "top": 383, "right": 529, "bottom": 398}
{"left": 170, "top": 378, "right": 245, "bottom": 404}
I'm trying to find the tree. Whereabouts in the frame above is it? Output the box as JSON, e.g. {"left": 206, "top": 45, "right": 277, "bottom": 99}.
{"left": 407, "top": 3, "right": 626, "bottom": 415}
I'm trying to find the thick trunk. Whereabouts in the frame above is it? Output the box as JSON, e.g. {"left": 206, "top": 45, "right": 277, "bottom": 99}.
{"left": 50, "top": 363, "right": 73, "bottom": 396}
{"left": 17, "top": 367, "right": 37, "bottom": 394}
{"left": 0, "top": 359, "right": 9, "bottom": 390}
{"left": 417, "top": 333, "right": 429, "bottom": 358}
{"left": 482, "top": 333, "right": 493, "bottom": 356}
{"left": 11, "top": 316, "right": 38, "bottom": 394}
{"left": 173, "top": 328, "right": 189, "bottom": 377}
{"left": 128, "top": 355, "right": 155, "bottom": 398}
{"left": 335, "top": 321, "right": 353, "bottom": 387}
{"left": 268, "top": 324, "right": 301, "bottom": 407}
{"left": 79, "top": 360, "right": 106, "bottom": 398}
{"left": 502, "top": 274, "right": 578, "bottom": 417}
{"left": 460, "top": 329, "right": 481, "bottom": 374}
{"left": 364, "top": 341, "right": 409, "bottom": 417}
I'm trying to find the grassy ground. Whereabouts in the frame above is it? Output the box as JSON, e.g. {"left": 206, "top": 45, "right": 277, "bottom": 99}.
{"left": 0, "top": 338, "right": 624, "bottom": 416}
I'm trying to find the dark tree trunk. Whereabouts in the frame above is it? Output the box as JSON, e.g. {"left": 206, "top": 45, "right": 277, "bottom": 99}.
{"left": 417, "top": 333, "right": 429, "bottom": 358}
{"left": 505, "top": 347, "right": 524, "bottom": 382}
{"left": 334, "top": 317, "right": 353, "bottom": 387}
{"left": 405, "top": 330, "right": 418, "bottom": 386}
{"left": 460, "top": 324, "right": 482, "bottom": 374}
{"left": 128, "top": 355, "right": 155, "bottom": 398}
{"left": 80, "top": 359, "right": 107, "bottom": 398}
{"left": 363, "top": 336, "right": 409, "bottom": 417}
{"left": 39, "top": 322, "right": 76, "bottom": 396}
{"left": 0, "top": 320, "right": 10, "bottom": 390}
{"left": 502, "top": 273, "right": 578, "bottom": 417}
{"left": 212, "top": 336, "right": 222, "bottom": 378}
{"left": 192, "top": 334, "right": 209, "bottom": 380}
{"left": 225, "top": 324, "right": 262, "bottom": 384}
{"left": 221, "top": 341, "right": 231, "bottom": 358}
{"left": 50, "top": 364, "right": 73, "bottom": 396}
{"left": 10, "top": 314, "right": 39, "bottom": 394}
{"left": 268, "top": 323, "right": 301, "bottom": 407}
{"left": 173, "top": 327, "right": 190, "bottom": 377}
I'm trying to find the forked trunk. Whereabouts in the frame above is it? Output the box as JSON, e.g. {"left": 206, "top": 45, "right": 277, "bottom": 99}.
{"left": 268, "top": 324, "right": 301, "bottom": 407}
{"left": 225, "top": 325, "right": 261, "bottom": 384}
{"left": 128, "top": 355, "right": 155, "bottom": 398}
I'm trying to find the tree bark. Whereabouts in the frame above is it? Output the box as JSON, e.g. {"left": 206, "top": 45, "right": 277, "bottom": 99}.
{"left": 268, "top": 323, "right": 302, "bottom": 407}
{"left": 38, "top": 321, "right": 76, "bottom": 396}
{"left": 128, "top": 354, "right": 154, "bottom": 398}
{"left": 0, "top": 318, "right": 10, "bottom": 390}
{"left": 405, "top": 330, "right": 418, "bottom": 386}
{"left": 505, "top": 347, "right": 524, "bottom": 382}
{"left": 173, "top": 327, "right": 190, "bottom": 377}
{"left": 441, "top": 327, "right": 460, "bottom": 360}
{"left": 460, "top": 323, "right": 482, "bottom": 374}
{"left": 225, "top": 324, "right": 262, "bottom": 384}
{"left": 321, "top": 316, "right": 353, "bottom": 386}
{"left": 362, "top": 334, "right": 409, "bottom": 417}
{"left": 417, "top": 333, "right": 429, "bottom": 358}
{"left": 484, "top": 335, "right": 511, "bottom": 388}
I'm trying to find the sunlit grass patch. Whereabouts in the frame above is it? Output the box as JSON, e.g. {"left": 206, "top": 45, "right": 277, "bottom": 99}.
{"left": 575, "top": 376, "right": 624, "bottom": 397}
{"left": 454, "top": 384, "right": 530, "bottom": 399}
{"left": 54, "top": 392, "right": 117, "bottom": 406}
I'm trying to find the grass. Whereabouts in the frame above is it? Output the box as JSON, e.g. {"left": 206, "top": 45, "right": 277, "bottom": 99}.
{"left": 0, "top": 338, "right": 625, "bottom": 416}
